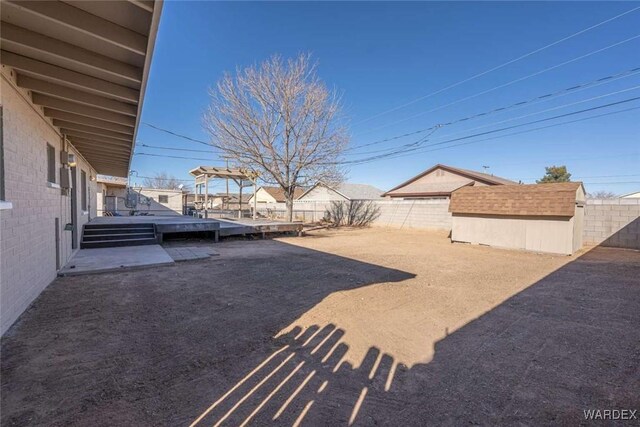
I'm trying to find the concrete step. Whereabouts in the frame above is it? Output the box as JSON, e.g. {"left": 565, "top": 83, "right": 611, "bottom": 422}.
{"left": 83, "top": 232, "right": 156, "bottom": 242}
{"left": 83, "top": 227, "right": 154, "bottom": 235}
{"left": 84, "top": 223, "right": 155, "bottom": 230}
{"left": 81, "top": 237, "right": 158, "bottom": 249}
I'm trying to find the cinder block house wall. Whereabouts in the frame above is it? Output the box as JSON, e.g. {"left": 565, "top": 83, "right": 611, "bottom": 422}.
{"left": 1, "top": 73, "right": 97, "bottom": 335}
{"left": 583, "top": 199, "right": 640, "bottom": 249}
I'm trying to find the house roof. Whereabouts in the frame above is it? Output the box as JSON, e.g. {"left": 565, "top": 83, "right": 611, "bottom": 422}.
{"left": 299, "top": 182, "right": 384, "bottom": 200}
{"left": 449, "top": 182, "right": 585, "bottom": 217}
{"left": 1, "top": 1, "right": 163, "bottom": 177}
{"left": 383, "top": 164, "right": 517, "bottom": 196}
{"left": 254, "top": 186, "right": 305, "bottom": 202}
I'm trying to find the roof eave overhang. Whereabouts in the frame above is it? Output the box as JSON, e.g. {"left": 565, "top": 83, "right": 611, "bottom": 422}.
{"left": 1, "top": 0, "right": 164, "bottom": 177}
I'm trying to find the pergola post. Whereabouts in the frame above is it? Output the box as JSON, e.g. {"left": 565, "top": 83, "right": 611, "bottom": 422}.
{"left": 204, "top": 174, "right": 209, "bottom": 219}
{"left": 253, "top": 179, "right": 257, "bottom": 220}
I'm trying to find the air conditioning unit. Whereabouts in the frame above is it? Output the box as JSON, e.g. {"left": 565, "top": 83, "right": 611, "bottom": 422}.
{"left": 60, "top": 151, "right": 77, "bottom": 167}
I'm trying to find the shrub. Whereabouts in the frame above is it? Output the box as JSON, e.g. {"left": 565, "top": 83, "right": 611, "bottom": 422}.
{"left": 324, "top": 200, "right": 380, "bottom": 227}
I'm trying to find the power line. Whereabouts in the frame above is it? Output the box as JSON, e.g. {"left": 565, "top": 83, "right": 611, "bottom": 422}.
{"left": 143, "top": 122, "right": 214, "bottom": 146}
{"left": 136, "top": 152, "right": 226, "bottom": 164}
{"left": 357, "top": 33, "right": 640, "bottom": 136}
{"left": 142, "top": 67, "right": 640, "bottom": 161}
{"left": 139, "top": 143, "right": 214, "bottom": 153}
{"left": 340, "top": 101, "right": 640, "bottom": 166}
{"left": 346, "top": 66, "right": 640, "bottom": 153}
{"left": 353, "top": 6, "right": 640, "bottom": 126}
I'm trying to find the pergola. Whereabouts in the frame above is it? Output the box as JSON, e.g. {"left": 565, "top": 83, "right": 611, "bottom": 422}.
{"left": 189, "top": 166, "right": 259, "bottom": 219}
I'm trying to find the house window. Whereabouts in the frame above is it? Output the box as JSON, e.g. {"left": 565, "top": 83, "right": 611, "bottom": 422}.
{"left": 158, "top": 195, "right": 168, "bottom": 204}
{"left": 81, "top": 170, "right": 87, "bottom": 210}
{"left": 46, "top": 143, "right": 56, "bottom": 183}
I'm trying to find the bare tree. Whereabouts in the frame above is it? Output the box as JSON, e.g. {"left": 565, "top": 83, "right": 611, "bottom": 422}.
{"left": 587, "top": 190, "right": 618, "bottom": 199}
{"left": 142, "top": 172, "right": 186, "bottom": 190}
{"left": 203, "top": 53, "right": 349, "bottom": 221}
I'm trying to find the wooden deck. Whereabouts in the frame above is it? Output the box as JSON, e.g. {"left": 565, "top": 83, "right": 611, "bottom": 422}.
{"left": 89, "top": 215, "right": 303, "bottom": 241}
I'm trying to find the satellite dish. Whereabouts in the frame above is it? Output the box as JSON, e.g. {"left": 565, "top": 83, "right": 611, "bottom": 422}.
{"left": 178, "top": 184, "right": 184, "bottom": 190}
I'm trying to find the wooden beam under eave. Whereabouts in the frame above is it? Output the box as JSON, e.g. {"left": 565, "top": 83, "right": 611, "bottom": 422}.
{"left": 73, "top": 149, "right": 132, "bottom": 162}
{"left": 63, "top": 130, "right": 133, "bottom": 146}
{"left": 67, "top": 135, "right": 133, "bottom": 151}
{"left": 56, "top": 121, "right": 133, "bottom": 140}
{"left": 1, "top": 23, "right": 143, "bottom": 87}
{"left": 43, "top": 109, "right": 135, "bottom": 134}
{"left": 17, "top": 75, "right": 138, "bottom": 116}
{"left": 2, "top": 51, "right": 139, "bottom": 103}
{"left": 4, "top": 1, "right": 148, "bottom": 56}
{"left": 69, "top": 138, "right": 132, "bottom": 154}
{"left": 34, "top": 94, "right": 136, "bottom": 126}
{"left": 128, "top": 0, "right": 154, "bottom": 13}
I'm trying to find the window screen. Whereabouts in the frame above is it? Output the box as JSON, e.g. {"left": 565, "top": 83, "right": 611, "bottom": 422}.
{"left": 158, "top": 195, "right": 169, "bottom": 204}
{"left": 47, "top": 144, "right": 56, "bottom": 183}
{"left": 81, "top": 170, "right": 87, "bottom": 210}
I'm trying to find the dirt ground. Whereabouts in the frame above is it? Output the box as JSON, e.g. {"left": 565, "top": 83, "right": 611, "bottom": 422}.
{"left": 1, "top": 228, "right": 639, "bottom": 426}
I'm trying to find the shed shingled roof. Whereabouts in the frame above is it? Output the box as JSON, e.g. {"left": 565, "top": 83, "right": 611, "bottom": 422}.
{"left": 449, "top": 182, "right": 584, "bottom": 217}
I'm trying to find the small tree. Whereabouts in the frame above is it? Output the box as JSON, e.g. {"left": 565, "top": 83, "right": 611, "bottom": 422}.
{"left": 537, "top": 165, "right": 571, "bottom": 183}
{"left": 142, "top": 172, "right": 186, "bottom": 190}
{"left": 587, "top": 190, "right": 617, "bottom": 199}
{"left": 203, "top": 54, "right": 349, "bottom": 221}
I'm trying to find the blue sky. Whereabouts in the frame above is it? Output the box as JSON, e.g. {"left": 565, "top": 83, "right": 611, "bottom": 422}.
{"left": 133, "top": 1, "right": 640, "bottom": 195}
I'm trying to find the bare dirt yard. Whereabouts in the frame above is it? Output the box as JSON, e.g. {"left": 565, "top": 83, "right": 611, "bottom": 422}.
{"left": 1, "top": 228, "right": 639, "bottom": 426}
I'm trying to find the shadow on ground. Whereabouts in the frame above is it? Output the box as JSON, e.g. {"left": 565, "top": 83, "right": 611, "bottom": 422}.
{"left": 1, "top": 238, "right": 638, "bottom": 426}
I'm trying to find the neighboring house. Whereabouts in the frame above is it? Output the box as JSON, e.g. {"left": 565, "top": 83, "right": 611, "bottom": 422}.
{"left": 297, "top": 182, "right": 384, "bottom": 202}
{"left": 96, "top": 177, "right": 184, "bottom": 216}
{"left": 620, "top": 191, "right": 640, "bottom": 199}
{"left": 383, "top": 164, "right": 517, "bottom": 199}
{"left": 0, "top": 1, "right": 162, "bottom": 335}
{"left": 248, "top": 186, "right": 305, "bottom": 204}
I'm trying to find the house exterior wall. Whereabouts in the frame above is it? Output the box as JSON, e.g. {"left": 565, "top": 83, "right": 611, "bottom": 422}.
{"left": 583, "top": 199, "right": 640, "bottom": 249}
{"left": 250, "top": 188, "right": 278, "bottom": 203}
{"left": 387, "top": 167, "right": 490, "bottom": 198}
{"left": 1, "top": 75, "right": 97, "bottom": 335}
{"left": 297, "top": 185, "right": 349, "bottom": 202}
{"left": 451, "top": 214, "right": 575, "bottom": 255}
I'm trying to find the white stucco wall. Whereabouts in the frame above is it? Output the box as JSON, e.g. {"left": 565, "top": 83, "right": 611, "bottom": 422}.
{"left": 1, "top": 72, "right": 97, "bottom": 334}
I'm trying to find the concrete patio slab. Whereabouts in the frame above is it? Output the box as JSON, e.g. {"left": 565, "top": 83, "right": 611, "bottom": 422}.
{"left": 164, "top": 247, "right": 219, "bottom": 262}
{"left": 58, "top": 245, "right": 175, "bottom": 276}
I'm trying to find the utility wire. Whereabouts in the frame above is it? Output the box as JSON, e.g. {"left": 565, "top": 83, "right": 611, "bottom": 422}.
{"left": 346, "top": 106, "right": 640, "bottom": 167}
{"left": 357, "top": 33, "right": 640, "bottom": 136}
{"left": 346, "top": 66, "right": 640, "bottom": 153}
{"left": 340, "top": 99, "right": 640, "bottom": 165}
{"left": 143, "top": 67, "right": 640, "bottom": 159}
{"left": 139, "top": 143, "right": 214, "bottom": 153}
{"left": 353, "top": 5, "right": 640, "bottom": 126}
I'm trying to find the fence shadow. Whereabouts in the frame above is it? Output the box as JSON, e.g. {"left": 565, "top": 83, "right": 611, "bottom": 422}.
{"left": 187, "top": 245, "right": 639, "bottom": 426}
{"left": 1, "top": 239, "right": 638, "bottom": 426}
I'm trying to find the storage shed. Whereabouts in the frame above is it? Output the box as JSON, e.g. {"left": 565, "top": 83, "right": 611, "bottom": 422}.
{"left": 449, "top": 182, "right": 586, "bottom": 255}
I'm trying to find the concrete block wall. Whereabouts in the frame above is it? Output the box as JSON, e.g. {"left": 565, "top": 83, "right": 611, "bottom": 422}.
{"left": 1, "top": 71, "right": 97, "bottom": 335}
{"left": 373, "top": 199, "right": 452, "bottom": 230}
{"left": 258, "top": 199, "right": 453, "bottom": 230}
{"left": 583, "top": 199, "right": 640, "bottom": 249}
